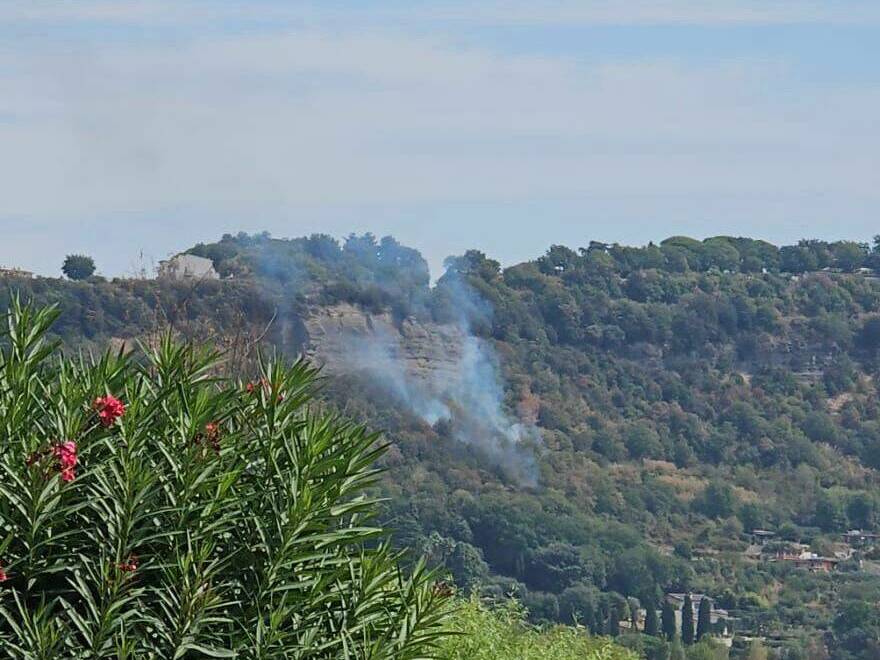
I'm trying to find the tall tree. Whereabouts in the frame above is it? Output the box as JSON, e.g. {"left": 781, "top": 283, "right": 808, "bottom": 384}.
{"left": 645, "top": 602, "right": 660, "bottom": 636}
{"left": 661, "top": 600, "right": 677, "bottom": 641}
{"left": 696, "top": 597, "right": 712, "bottom": 641}
{"left": 681, "top": 594, "right": 695, "bottom": 645}
{"left": 61, "top": 254, "right": 96, "bottom": 280}
{"left": 606, "top": 612, "right": 620, "bottom": 637}
{"left": 628, "top": 597, "right": 640, "bottom": 632}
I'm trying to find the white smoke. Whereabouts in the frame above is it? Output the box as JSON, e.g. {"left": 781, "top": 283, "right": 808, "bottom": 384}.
{"left": 342, "top": 294, "right": 539, "bottom": 486}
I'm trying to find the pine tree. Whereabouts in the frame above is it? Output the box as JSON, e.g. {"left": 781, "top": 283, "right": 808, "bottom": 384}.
{"left": 696, "top": 596, "right": 712, "bottom": 641}
{"left": 61, "top": 254, "right": 96, "bottom": 280}
{"left": 661, "top": 600, "right": 677, "bottom": 640}
{"left": 681, "top": 594, "right": 695, "bottom": 645}
{"left": 645, "top": 603, "right": 660, "bottom": 636}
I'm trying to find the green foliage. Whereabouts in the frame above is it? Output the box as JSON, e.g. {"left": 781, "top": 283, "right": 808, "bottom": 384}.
{"left": 437, "top": 596, "right": 636, "bottom": 660}
{"left": 645, "top": 601, "right": 660, "bottom": 637}
{"left": 662, "top": 601, "right": 677, "bottom": 641}
{"left": 0, "top": 300, "right": 450, "bottom": 658}
{"left": 61, "top": 254, "right": 96, "bottom": 280}
{"left": 685, "top": 638, "right": 728, "bottom": 660}
{"left": 681, "top": 594, "right": 695, "bottom": 645}
{"left": 8, "top": 231, "right": 880, "bottom": 657}
{"left": 696, "top": 598, "right": 711, "bottom": 641}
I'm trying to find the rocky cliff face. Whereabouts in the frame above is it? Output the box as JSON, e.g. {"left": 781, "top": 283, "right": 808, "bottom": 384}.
{"left": 302, "top": 303, "right": 466, "bottom": 385}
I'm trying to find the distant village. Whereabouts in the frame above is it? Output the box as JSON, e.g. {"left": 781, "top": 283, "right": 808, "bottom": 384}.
{"left": 746, "top": 527, "right": 879, "bottom": 572}
{"left": 632, "top": 527, "right": 880, "bottom": 651}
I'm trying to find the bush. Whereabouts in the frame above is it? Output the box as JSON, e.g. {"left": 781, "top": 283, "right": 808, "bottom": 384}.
{"left": 0, "top": 301, "right": 450, "bottom": 658}
{"left": 438, "top": 596, "right": 637, "bottom": 660}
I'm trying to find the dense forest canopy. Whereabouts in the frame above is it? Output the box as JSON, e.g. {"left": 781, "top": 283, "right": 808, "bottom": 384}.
{"left": 4, "top": 231, "right": 880, "bottom": 659}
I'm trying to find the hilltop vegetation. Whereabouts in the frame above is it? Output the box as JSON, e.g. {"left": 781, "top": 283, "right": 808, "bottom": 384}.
{"left": 5, "top": 231, "right": 880, "bottom": 658}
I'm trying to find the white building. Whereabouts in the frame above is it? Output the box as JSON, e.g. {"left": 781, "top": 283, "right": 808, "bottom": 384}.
{"left": 158, "top": 254, "right": 219, "bottom": 281}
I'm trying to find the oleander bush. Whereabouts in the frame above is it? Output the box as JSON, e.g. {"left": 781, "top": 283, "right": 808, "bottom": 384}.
{"left": 0, "top": 300, "right": 450, "bottom": 658}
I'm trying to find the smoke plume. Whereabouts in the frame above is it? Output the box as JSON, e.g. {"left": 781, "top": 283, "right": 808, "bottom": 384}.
{"left": 343, "top": 275, "right": 539, "bottom": 486}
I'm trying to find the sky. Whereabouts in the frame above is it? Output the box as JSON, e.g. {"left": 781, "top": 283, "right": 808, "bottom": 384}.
{"left": 1, "top": 1, "right": 879, "bottom": 279}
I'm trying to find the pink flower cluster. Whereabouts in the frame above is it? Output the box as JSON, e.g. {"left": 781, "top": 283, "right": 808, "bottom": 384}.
{"left": 26, "top": 441, "right": 78, "bottom": 482}
{"left": 94, "top": 395, "right": 125, "bottom": 427}
{"left": 52, "top": 441, "right": 77, "bottom": 482}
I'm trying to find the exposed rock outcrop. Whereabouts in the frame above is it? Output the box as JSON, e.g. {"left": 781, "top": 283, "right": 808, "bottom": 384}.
{"left": 302, "top": 303, "right": 466, "bottom": 384}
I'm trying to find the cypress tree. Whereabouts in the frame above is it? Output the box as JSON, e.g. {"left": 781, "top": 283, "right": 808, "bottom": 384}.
{"left": 645, "top": 602, "right": 660, "bottom": 636}
{"left": 681, "top": 593, "right": 695, "bottom": 645}
{"left": 607, "top": 612, "right": 620, "bottom": 637}
{"left": 661, "top": 599, "right": 677, "bottom": 640}
{"left": 696, "top": 596, "right": 712, "bottom": 640}
{"left": 591, "top": 609, "right": 604, "bottom": 635}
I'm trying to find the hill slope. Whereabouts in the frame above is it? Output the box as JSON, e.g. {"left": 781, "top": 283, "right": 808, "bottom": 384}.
{"left": 5, "top": 232, "right": 880, "bottom": 658}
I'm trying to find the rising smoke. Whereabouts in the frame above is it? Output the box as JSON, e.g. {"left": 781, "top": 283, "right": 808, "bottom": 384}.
{"left": 242, "top": 233, "right": 540, "bottom": 485}
{"left": 343, "top": 274, "right": 540, "bottom": 486}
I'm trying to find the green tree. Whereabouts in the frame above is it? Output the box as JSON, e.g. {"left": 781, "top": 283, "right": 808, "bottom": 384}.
{"left": 681, "top": 594, "right": 695, "bottom": 645}
{"left": 0, "top": 300, "right": 450, "bottom": 658}
{"left": 815, "top": 490, "right": 847, "bottom": 532}
{"left": 696, "top": 597, "right": 712, "bottom": 641}
{"left": 694, "top": 482, "right": 735, "bottom": 519}
{"left": 61, "top": 254, "right": 96, "bottom": 280}
{"left": 645, "top": 602, "right": 660, "bottom": 637}
{"left": 830, "top": 240, "right": 868, "bottom": 272}
{"left": 662, "top": 600, "right": 677, "bottom": 640}
{"left": 847, "top": 492, "right": 877, "bottom": 530}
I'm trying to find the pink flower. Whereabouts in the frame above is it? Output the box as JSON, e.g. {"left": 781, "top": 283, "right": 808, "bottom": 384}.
{"left": 52, "top": 441, "right": 77, "bottom": 482}
{"left": 53, "top": 441, "right": 77, "bottom": 469}
{"left": 0, "top": 563, "right": 8, "bottom": 582}
{"left": 94, "top": 395, "right": 125, "bottom": 427}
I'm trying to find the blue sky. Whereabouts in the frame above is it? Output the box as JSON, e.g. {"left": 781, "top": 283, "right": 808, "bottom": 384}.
{"left": 1, "top": 1, "right": 879, "bottom": 278}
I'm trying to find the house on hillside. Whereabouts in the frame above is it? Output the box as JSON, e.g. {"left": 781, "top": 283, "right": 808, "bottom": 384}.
{"left": 751, "top": 529, "right": 775, "bottom": 546}
{"left": 0, "top": 267, "right": 34, "bottom": 279}
{"left": 158, "top": 254, "right": 219, "bottom": 281}
{"left": 843, "top": 530, "right": 879, "bottom": 549}
{"left": 664, "top": 593, "right": 735, "bottom": 644}
{"left": 768, "top": 549, "right": 840, "bottom": 572}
